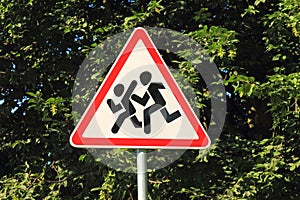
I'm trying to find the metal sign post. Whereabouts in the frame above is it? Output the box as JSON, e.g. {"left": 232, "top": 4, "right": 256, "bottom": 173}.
{"left": 137, "top": 149, "right": 147, "bottom": 200}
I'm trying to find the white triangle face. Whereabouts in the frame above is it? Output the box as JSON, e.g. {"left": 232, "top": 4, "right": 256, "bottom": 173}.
{"left": 82, "top": 40, "right": 199, "bottom": 139}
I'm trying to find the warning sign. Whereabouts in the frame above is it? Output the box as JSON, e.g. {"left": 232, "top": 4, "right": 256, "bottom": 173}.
{"left": 70, "top": 27, "right": 210, "bottom": 149}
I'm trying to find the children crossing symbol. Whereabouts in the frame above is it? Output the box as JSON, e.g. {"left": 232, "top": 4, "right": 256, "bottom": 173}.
{"left": 70, "top": 27, "right": 210, "bottom": 149}
{"left": 107, "top": 71, "right": 182, "bottom": 135}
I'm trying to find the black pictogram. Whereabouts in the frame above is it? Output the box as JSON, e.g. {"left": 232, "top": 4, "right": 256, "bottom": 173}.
{"left": 107, "top": 81, "right": 142, "bottom": 133}
{"left": 132, "top": 71, "right": 181, "bottom": 134}
{"left": 107, "top": 71, "right": 181, "bottom": 134}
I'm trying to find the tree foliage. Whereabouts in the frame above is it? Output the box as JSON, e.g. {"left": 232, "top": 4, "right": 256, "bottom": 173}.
{"left": 0, "top": 0, "right": 299, "bottom": 199}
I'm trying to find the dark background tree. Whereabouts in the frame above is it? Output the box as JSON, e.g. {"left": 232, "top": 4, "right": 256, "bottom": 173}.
{"left": 0, "top": 0, "right": 299, "bottom": 199}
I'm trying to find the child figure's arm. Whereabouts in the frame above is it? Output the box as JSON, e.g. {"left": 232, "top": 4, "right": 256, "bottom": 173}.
{"left": 131, "top": 92, "right": 150, "bottom": 106}
{"left": 107, "top": 99, "right": 123, "bottom": 113}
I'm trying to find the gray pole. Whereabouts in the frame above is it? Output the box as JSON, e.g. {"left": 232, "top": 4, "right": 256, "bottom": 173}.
{"left": 137, "top": 149, "right": 147, "bottom": 200}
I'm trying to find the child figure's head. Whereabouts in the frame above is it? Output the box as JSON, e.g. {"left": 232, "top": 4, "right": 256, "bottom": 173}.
{"left": 140, "top": 71, "right": 152, "bottom": 86}
{"left": 113, "top": 84, "right": 124, "bottom": 97}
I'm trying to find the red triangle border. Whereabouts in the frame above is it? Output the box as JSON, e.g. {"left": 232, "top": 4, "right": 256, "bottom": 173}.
{"left": 70, "top": 28, "right": 210, "bottom": 149}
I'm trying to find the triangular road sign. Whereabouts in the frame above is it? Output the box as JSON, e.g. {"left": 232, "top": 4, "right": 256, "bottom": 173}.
{"left": 70, "top": 28, "right": 210, "bottom": 149}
